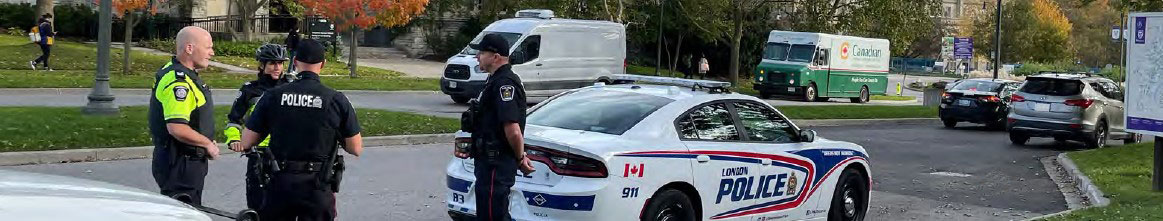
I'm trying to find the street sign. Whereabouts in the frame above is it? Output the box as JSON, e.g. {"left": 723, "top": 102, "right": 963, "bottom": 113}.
{"left": 941, "top": 37, "right": 955, "bottom": 59}
{"left": 953, "top": 37, "right": 973, "bottom": 59}
{"left": 1113, "top": 26, "right": 1122, "bottom": 40}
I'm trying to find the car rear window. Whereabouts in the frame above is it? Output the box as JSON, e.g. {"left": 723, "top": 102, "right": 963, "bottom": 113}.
{"left": 1019, "top": 78, "right": 1083, "bottom": 96}
{"left": 527, "top": 90, "right": 674, "bottom": 135}
{"left": 952, "top": 80, "right": 1004, "bottom": 92}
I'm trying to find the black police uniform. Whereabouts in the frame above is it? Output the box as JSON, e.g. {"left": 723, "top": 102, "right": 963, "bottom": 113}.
{"left": 471, "top": 63, "right": 527, "bottom": 221}
{"left": 246, "top": 71, "right": 360, "bottom": 221}
{"left": 226, "top": 72, "right": 288, "bottom": 210}
{"left": 148, "top": 57, "right": 214, "bottom": 205}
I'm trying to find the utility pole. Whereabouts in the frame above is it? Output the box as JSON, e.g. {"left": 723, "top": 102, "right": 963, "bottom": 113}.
{"left": 83, "top": 0, "right": 119, "bottom": 115}
{"left": 655, "top": 0, "right": 665, "bottom": 76}
{"left": 992, "top": 0, "right": 1001, "bottom": 79}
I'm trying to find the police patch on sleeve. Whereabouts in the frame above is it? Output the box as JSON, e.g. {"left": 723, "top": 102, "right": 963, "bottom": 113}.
{"left": 174, "top": 85, "right": 189, "bottom": 101}
{"left": 500, "top": 85, "right": 515, "bottom": 102}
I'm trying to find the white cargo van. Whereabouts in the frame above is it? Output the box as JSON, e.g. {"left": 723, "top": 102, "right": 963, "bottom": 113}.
{"left": 439, "top": 9, "right": 627, "bottom": 103}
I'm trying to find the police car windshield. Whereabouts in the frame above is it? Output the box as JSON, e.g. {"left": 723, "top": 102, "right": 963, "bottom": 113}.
{"left": 461, "top": 32, "right": 523, "bottom": 55}
{"left": 787, "top": 44, "right": 816, "bottom": 63}
{"left": 527, "top": 90, "right": 674, "bottom": 135}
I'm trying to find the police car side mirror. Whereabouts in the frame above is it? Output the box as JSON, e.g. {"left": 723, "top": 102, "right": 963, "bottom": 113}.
{"left": 799, "top": 129, "right": 816, "bottom": 143}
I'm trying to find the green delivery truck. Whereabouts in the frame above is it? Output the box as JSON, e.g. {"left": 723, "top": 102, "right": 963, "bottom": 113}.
{"left": 752, "top": 30, "right": 890, "bottom": 103}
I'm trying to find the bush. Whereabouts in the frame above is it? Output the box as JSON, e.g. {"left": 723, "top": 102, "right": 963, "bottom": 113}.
{"left": 1098, "top": 66, "right": 1125, "bottom": 82}
{"left": 139, "top": 38, "right": 175, "bottom": 52}
{"left": 213, "top": 41, "right": 267, "bottom": 57}
{"left": 0, "top": 3, "right": 35, "bottom": 32}
{"left": 1011, "top": 61, "right": 1087, "bottom": 76}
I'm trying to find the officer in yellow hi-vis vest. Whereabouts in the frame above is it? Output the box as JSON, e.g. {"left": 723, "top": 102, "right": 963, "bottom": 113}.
{"left": 224, "top": 44, "right": 290, "bottom": 210}
{"left": 148, "top": 27, "right": 218, "bottom": 206}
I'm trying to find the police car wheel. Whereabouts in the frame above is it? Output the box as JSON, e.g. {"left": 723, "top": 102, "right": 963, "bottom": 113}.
{"left": 828, "top": 168, "right": 868, "bottom": 221}
{"left": 451, "top": 96, "right": 470, "bottom": 104}
{"left": 641, "top": 189, "right": 696, "bottom": 221}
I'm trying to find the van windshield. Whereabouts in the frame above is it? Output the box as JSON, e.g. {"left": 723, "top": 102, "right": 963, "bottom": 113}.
{"left": 763, "top": 43, "right": 791, "bottom": 61}
{"left": 461, "top": 32, "right": 523, "bottom": 55}
{"left": 788, "top": 44, "right": 816, "bottom": 63}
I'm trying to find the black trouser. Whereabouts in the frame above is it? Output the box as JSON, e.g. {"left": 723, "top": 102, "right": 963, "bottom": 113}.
{"left": 33, "top": 43, "right": 50, "bottom": 68}
{"left": 260, "top": 171, "right": 336, "bottom": 221}
{"left": 152, "top": 147, "right": 209, "bottom": 205}
{"left": 473, "top": 155, "right": 517, "bottom": 221}
{"left": 245, "top": 148, "right": 273, "bottom": 210}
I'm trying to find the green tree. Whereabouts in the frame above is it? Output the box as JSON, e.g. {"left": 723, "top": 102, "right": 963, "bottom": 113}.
{"left": 846, "top": 0, "right": 945, "bottom": 57}
{"left": 971, "top": 0, "right": 1074, "bottom": 64}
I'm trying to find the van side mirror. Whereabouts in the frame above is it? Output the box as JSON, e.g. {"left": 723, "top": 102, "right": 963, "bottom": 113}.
{"left": 799, "top": 129, "right": 816, "bottom": 143}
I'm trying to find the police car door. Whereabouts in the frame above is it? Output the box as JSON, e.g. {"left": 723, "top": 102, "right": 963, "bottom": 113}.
{"left": 730, "top": 101, "right": 816, "bottom": 220}
{"left": 675, "top": 101, "right": 758, "bottom": 221}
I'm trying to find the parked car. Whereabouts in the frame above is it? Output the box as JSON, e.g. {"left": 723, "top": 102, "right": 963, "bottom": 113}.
{"left": 440, "top": 9, "right": 627, "bottom": 103}
{"left": 1007, "top": 73, "right": 1139, "bottom": 148}
{"left": 0, "top": 169, "right": 213, "bottom": 221}
{"left": 446, "top": 75, "right": 872, "bottom": 221}
{"left": 939, "top": 78, "right": 1020, "bottom": 129}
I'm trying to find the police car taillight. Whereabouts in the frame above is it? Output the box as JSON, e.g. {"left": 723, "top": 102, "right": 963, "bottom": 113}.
{"left": 454, "top": 138, "right": 472, "bottom": 159}
{"left": 526, "top": 145, "right": 608, "bottom": 178}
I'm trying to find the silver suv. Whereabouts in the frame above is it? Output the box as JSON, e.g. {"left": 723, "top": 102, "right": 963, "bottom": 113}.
{"left": 1007, "top": 73, "right": 1139, "bottom": 148}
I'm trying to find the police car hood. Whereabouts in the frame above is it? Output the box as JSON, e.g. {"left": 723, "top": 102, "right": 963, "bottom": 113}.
{"left": 0, "top": 169, "right": 212, "bottom": 221}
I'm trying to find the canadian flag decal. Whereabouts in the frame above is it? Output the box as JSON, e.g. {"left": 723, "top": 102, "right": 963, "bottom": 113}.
{"left": 624, "top": 163, "right": 644, "bottom": 177}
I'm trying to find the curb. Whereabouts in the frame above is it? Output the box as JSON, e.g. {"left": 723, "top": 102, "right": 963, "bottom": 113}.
{"left": 0, "top": 133, "right": 454, "bottom": 166}
{"left": 795, "top": 118, "right": 939, "bottom": 127}
{"left": 1056, "top": 152, "right": 1110, "bottom": 207}
{"left": 1024, "top": 153, "right": 1111, "bottom": 221}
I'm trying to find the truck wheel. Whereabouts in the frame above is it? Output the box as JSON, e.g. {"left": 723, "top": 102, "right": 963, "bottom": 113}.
{"left": 451, "top": 96, "right": 469, "bottom": 104}
{"left": 804, "top": 83, "right": 819, "bottom": 102}
{"left": 850, "top": 86, "right": 870, "bottom": 103}
{"left": 828, "top": 168, "right": 868, "bottom": 221}
{"left": 641, "top": 189, "right": 696, "bottom": 221}
{"left": 1009, "top": 132, "right": 1029, "bottom": 146}
{"left": 1086, "top": 120, "right": 1108, "bottom": 149}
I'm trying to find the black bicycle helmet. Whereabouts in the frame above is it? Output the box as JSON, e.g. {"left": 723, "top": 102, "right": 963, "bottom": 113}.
{"left": 255, "top": 44, "right": 289, "bottom": 63}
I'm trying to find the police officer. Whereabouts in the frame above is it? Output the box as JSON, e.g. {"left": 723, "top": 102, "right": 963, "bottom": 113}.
{"left": 224, "top": 43, "right": 290, "bottom": 210}
{"left": 234, "top": 39, "right": 363, "bottom": 221}
{"left": 454, "top": 33, "right": 536, "bottom": 221}
{"left": 149, "top": 26, "right": 218, "bottom": 205}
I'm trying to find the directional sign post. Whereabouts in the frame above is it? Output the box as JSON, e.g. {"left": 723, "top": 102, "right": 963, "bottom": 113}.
{"left": 1124, "top": 13, "right": 1163, "bottom": 191}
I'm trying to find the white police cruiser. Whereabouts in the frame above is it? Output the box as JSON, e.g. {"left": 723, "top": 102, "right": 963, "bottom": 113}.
{"left": 446, "top": 75, "right": 871, "bottom": 221}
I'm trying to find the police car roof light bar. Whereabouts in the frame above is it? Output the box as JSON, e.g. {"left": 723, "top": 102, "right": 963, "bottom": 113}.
{"left": 611, "top": 74, "right": 732, "bottom": 93}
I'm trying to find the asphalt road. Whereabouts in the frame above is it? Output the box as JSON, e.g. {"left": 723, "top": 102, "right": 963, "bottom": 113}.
{"left": 3, "top": 123, "right": 1097, "bottom": 221}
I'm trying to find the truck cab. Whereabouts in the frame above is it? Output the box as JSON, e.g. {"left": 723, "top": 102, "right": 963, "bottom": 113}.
{"left": 753, "top": 30, "right": 890, "bottom": 103}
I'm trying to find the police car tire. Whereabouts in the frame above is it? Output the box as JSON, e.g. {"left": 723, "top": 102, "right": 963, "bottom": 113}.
{"left": 641, "top": 189, "right": 696, "bottom": 221}
{"left": 828, "top": 168, "right": 868, "bottom": 221}
{"left": 451, "top": 96, "right": 470, "bottom": 104}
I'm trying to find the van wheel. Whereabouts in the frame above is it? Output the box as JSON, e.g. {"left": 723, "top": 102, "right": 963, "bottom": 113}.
{"left": 804, "top": 83, "right": 819, "bottom": 102}
{"left": 641, "top": 189, "right": 696, "bottom": 221}
{"left": 1086, "top": 120, "right": 1108, "bottom": 148}
{"left": 451, "top": 96, "right": 469, "bottom": 104}
{"left": 1009, "top": 132, "right": 1029, "bottom": 146}
{"left": 850, "top": 86, "right": 869, "bottom": 103}
{"left": 828, "top": 168, "right": 868, "bottom": 221}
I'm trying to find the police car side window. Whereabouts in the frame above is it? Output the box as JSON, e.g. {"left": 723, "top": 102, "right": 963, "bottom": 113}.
{"left": 733, "top": 102, "right": 795, "bottom": 143}
{"left": 679, "top": 103, "right": 740, "bottom": 141}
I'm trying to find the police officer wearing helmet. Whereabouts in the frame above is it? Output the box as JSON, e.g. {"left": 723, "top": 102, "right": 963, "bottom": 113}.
{"left": 234, "top": 39, "right": 363, "bottom": 221}
{"left": 454, "top": 33, "right": 536, "bottom": 221}
{"left": 149, "top": 26, "right": 218, "bottom": 205}
{"left": 224, "top": 43, "right": 290, "bottom": 210}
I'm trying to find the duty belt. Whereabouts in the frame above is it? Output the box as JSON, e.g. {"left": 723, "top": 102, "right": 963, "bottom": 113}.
{"left": 279, "top": 161, "right": 325, "bottom": 173}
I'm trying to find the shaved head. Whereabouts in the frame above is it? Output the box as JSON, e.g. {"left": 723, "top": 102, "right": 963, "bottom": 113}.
{"left": 175, "top": 26, "right": 214, "bottom": 70}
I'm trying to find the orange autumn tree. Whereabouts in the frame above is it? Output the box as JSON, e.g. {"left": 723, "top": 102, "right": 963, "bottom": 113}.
{"left": 299, "top": 0, "right": 429, "bottom": 77}
{"left": 96, "top": 0, "right": 160, "bottom": 75}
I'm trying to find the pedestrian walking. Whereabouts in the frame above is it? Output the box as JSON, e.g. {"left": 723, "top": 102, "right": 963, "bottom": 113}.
{"left": 30, "top": 14, "right": 55, "bottom": 71}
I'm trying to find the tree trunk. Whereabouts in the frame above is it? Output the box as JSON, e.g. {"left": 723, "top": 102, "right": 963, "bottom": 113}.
{"left": 349, "top": 29, "right": 358, "bottom": 78}
{"left": 35, "top": 0, "right": 52, "bottom": 23}
{"left": 729, "top": 4, "right": 743, "bottom": 85}
{"left": 242, "top": 14, "right": 253, "bottom": 41}
{"left": 123, "top": 14, "right": 135, "bottom": 75}
{"left": 670, "top": 34, "right": 684, "bottom": 77}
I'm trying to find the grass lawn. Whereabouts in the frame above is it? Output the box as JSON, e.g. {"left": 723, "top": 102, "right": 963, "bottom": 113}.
{"left": 0, "top": 106, "right": 458, "bottom": 152}
{"left": 1041, "top": 142, "right": 1163, "bottom": 221}
{"left": 871, "top": 95, "right": 916, "bottom": 101}
{"left": 776, "top": 105, "right": 937, "bottom": 120}
{"left": 0, "top": 35, "right": 439, "bottom": 91}
{"left": 627, "top": 64, "right": 684, "bottom": 78}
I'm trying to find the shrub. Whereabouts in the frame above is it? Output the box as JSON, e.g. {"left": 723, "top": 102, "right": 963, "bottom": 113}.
{"left": 1011, "top": 61, "right": 1087, "bottom": 76}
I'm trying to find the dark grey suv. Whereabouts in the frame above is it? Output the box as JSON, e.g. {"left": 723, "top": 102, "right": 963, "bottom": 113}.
{"left": 1007, "top": 73, "right": 1140, "bottom": 148}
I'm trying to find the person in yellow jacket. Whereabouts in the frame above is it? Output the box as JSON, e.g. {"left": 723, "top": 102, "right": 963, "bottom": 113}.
{"left": 224, "top": 44, "right": 290, "bottom": 210}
